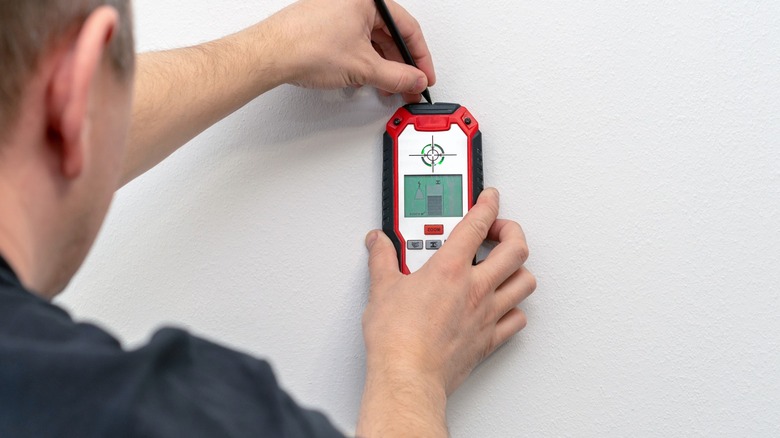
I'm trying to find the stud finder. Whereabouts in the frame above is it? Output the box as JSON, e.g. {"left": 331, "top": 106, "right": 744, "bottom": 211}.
{"left": 382, "top": 103, "right": 484, "bottom": 274}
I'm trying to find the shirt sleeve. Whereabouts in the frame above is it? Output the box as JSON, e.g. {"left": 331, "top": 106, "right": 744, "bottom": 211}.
{"left": 1, "top": 287, "right": 346, "bottom": 438}
{"left": 124, "top": 328, "right": 346, "bottom": 438}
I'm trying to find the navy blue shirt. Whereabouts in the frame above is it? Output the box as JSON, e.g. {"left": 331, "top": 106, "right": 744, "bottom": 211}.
{"left": 0, "top": 257, "right": 345, "bottom": 437}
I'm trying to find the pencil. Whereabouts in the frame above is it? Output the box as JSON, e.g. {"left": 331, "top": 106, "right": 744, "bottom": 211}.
{"left": 373, "top": 0, "right": 433, "bottom": 103}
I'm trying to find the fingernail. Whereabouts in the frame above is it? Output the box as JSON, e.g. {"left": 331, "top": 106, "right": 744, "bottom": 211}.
{"left": 365, "top": 231, "right": 379, "bottom": 249}
{"left": 483, "top": 187, "right": 499, "bottom": 200}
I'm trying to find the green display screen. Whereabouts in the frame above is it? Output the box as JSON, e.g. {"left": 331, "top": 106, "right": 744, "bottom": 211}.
{"left": 404, "top": 175, "right": 463, "bottom": 218}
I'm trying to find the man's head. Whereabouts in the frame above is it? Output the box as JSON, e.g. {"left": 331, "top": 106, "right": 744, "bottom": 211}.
{"left": 0, "top": 0, "right": 134, "bottom": 134}
{"left": 0, "top": 0, "right": 135, "bottom": 298}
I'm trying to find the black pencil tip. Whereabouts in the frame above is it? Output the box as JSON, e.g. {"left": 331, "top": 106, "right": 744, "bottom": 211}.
{"left": 422, "top": 89, "right": 432, "bottom": 104}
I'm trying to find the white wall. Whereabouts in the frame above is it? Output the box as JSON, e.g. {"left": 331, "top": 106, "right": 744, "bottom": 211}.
{"left": 59, "top": 0, "right": 780, "bottom": 436}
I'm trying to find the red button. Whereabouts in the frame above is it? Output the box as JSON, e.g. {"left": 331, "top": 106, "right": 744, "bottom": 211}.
{"left": 425, "top": 225, "right": 445, "bottom": 235}
{"left": 415, "top": 116, "right": 451, "bottom": 131}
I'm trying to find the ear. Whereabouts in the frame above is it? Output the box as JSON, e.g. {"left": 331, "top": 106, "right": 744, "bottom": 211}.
{"left": 47, "top": 6, "right": 119, "bottom": 179}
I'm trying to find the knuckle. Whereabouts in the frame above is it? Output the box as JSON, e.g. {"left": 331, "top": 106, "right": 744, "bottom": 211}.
{"left": 393, "top": 72, "right": 407, "bottom": 93}
{"left": 505, "top": 219, "right": 521, "bottom": 233}
{"left": 467, "top": 218, "right": 488, "bottom": 241}
{"left": 510, "top": 240, "right": 530, "bottom": 264}
{"left": 407, "top": 20, "right": 422, "bottom": 42}
{"left": 349, "top": 67, "right": 369, "bottom": 87}
{"left": 410, "top": 16, "right": 421, "bottom": 30}
{"left": 527, "top": 271, "right": 538, "bottom": 293}
{"left": 452, "top": 217, "right": 484, "bottom": 248}
{"left": 518, "top": 311, "right": 528, "bottom": 330}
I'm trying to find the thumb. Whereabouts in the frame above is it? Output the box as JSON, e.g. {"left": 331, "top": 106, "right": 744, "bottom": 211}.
{"left": 366, "top": 57, "right": 428, "bottom": 95}
{"left": 366, "top": 230, "right": 401, "bottom": 286}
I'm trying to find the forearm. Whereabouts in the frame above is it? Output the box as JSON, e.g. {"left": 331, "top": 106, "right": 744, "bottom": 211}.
{"left": 121, "top": 22, "right": 286, "bottom": 187}
{"left": 357, "top": 365, "right": 448, "bottom": 437}
{"left": 121, "top": 0, "right": 436, "bottom": 188}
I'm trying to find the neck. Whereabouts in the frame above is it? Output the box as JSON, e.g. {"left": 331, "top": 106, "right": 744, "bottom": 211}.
{"left": 0, "top": 178, "right": 49, "bottom": 298}
{"left": 0, "top": 111, "right": 64, "bottom": 301}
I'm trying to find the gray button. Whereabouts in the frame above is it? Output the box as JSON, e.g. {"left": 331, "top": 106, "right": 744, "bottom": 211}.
{"left": 426, "top": 240, "right": 443, "bottom": 250}
{"left": 407, "top": 240, "right": 424, "bottom": 250}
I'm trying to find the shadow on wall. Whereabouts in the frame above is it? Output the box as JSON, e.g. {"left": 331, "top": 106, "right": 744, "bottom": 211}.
{"left": 238, "top": 85, "right": 397, "bottom": 147}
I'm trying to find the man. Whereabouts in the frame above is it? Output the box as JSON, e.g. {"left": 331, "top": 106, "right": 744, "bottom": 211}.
{"left": 0, "top": 0, "right": 536, "bottom": 436}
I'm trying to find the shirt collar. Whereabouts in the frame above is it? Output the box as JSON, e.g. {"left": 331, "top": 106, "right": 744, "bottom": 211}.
{"left": 0, "top": 254, "right": 23, "bottom": 288}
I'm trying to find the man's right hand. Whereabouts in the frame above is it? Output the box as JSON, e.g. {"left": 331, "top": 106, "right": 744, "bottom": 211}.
{"left": 263, "top": 0, "right": 435, "bottom": 103}
{"left": 358, "top": 188, "right": 536, "bottom": 436}
{"left": 124, "top": 0, "right": 435, "bottom": 186}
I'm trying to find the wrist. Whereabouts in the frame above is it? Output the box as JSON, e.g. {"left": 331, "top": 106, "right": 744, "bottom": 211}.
{"left": 225, "top": 20, "right": 290, "bottom": 95}
{"left": 358, "top": 362, "right": 448, "bottom": 437}
{"left": 246, "top": 6, "right": 313, "bottom": 88}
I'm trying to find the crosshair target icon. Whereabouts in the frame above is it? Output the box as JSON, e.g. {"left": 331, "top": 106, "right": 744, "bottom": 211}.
{"left": 410, "top": 135, "right": 458, "bottom": 173}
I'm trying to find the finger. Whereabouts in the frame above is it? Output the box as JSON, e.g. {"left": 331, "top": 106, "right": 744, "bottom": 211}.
{"left": 366, "top": 230, "right": 402, "bottom": 287}
{"left": 493, "top": 268, "right": 536, "bottom": 320}
{"left": 439, "top": 188, "right": 500, "bottom": 266}
{"left": 372, "top": 29, "right": 421, "bottom": 102}
{"left": 486, "top": 218, "right": 527, "bottom": 244}
{"left": 401, "top": 91, "right": 423, "bottom": 104}
{"left": 369, "top": 42, "right": 394, "bottom": 97}
{"left": 491, "top": 308, "right": 527, "bottom": 354}
{"left": 475, "top": 220, "right": 529, "bottom": 288}
{"left": 374, "top": 0, "right": 436, "bottom": 86}
{"left": 365, "top": 55, "right": 428, "bottom": 95}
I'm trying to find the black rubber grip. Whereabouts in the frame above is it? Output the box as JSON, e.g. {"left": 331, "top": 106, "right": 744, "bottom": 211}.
{"left": 472, "top": 131, "right": 484, "bottom": 205}
{"left": 382, "top": 132, "right": 403, "bottom": 269}
{"left": 404, "top": 102, "right": 461, "bottom": 115}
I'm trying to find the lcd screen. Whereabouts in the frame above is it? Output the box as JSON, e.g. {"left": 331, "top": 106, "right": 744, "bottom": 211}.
{"left": 404, "top": 175, "right": 463, "bottom": 218}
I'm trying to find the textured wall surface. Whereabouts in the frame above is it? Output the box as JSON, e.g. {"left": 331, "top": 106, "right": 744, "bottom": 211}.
{"left": 59, "top": 0, "right": 780, "bottom": 436}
